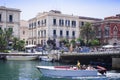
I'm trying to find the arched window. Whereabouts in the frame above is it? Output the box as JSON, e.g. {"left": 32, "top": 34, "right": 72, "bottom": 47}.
{"left": 113, "top": 26, "right": 118, "bottom": 39}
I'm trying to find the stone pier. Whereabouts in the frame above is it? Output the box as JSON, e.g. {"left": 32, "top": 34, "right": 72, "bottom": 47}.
{"left": 112, "top": 58, "right": 120, "bottom": 69}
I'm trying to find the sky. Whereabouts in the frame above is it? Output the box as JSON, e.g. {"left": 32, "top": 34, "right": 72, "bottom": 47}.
{"left": 0, "top": 0, "right": 120, "bottom": 20}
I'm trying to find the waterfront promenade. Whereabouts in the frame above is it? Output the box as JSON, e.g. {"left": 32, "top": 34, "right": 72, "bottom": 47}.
{"left": 0, "top": 50, "right": 120, "bottom": 69}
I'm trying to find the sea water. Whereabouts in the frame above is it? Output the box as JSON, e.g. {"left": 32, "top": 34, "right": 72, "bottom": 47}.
{"left": 0, "top": 60, "right": 120, "bottom": 80}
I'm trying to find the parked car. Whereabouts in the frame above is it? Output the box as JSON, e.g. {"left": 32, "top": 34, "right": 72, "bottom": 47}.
{"left": 36, "top": 47, "right": 43, "bottom": 52}
{"left": 59, "top": 47, "right": 69, "bottom": 52}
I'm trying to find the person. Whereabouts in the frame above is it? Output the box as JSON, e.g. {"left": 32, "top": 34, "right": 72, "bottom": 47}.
{"left": 77, "top": 60, "right": 81, "bottom": 69}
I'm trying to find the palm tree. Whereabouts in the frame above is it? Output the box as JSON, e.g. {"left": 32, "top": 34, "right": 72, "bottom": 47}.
{"left": 16, "top": 40, "right": 25, "bottom": 51}
{"left": 4, "top": 28, "right": 13, "bottom": 45}
{"left": 12, "top": 37, "right": 19, "bottom": 50}
{"left": 80, "top": 22, "right": 95, "bottom": 45}
{"left": 0, "top": 29, "right": 7, "bottom": 50}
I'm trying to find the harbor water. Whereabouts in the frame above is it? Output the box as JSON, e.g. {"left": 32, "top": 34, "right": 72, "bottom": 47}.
{"left": 0, "top": 60, "right": 120, "bottom": 80}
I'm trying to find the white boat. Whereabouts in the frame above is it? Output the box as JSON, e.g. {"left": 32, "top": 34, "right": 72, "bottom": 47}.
{"left": 39, "top": 56, "right": 53, "bottom": 62}
{"left": 36, "top": 66, "right": 102, "bottom": 77}
{"left": 6, "top": 56, "right": 37, "bottom": 60}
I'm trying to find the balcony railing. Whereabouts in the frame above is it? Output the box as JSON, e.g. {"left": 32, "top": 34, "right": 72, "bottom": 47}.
{"left": 66, "top": 36, "right": 69, "bottom": 39}
{"left": 52, "top": 35, "right": 57, "bottom": 38}
{"left": 71, "top": 36, "right": 76, "bottom": 39}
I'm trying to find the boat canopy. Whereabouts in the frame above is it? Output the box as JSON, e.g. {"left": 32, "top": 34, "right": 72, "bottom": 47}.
{"left": 25, "top": 45, "right": 36, "bottom": 48}
{"left": 102, "top": 45, "right": 114, "bottom": 48}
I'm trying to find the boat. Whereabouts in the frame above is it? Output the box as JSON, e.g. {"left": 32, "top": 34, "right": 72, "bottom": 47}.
{"left": 39, "top": 56, "right": 53, "bottom": 62}
{"left": 36, "top": 65, "right": 106, "bottom": 77}
{"left": 6, "top": 56, "right": 37, "bottom": 60}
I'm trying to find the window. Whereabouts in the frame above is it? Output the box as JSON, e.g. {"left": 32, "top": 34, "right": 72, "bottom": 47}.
{"left": 104, "top": 27, "right": 109, "bottom": 36}
{"left": 60, "top": 30, "right": 63, "bottom": 36}
{"left": 23, "top": 31, "right": 25, "bottom": 35}
{"left": 0, "top": 14, "right": 1, "bottom": 22}
{"left": 81, "top": 22, "right": 84, "bottom": 26}
{"left": 44, "top": 19, "right": 46, "bottom": 24}
{"left": 59, "top": 19, "right": 64, "bottom": 26}
{"left": 38, "top": 21, "right": 40, "bottom": 26}
{"left": 98, "top": 28, "right": 101, "bottom": 36}
{"left": 44, "top": 30, "right": 46, "bottom": 37}
{"left": 113, "top": 26, "right": 118, "bottom": 38}
{"left": 34, "top": 22, "right": 36, "bottom": 27}
{"left": 41, "top": 20, "right": 44, "bottom": 26}
{"left": 29, "top": 24, "right": 31, "bottom": 28}
{"left": 53, "top": 19, "right": 57, "bottom": 25}
{"left": 66, "top": 31, "right": 69, "bottom": 36}
{"left": 38, "top": 31, "right": 40, "bottom": 36}
{"left": 53, "top": 30, "right": 56, "bottom": 35}
{"left": 72, "top": 31, "right": 75, "bottom": 36}
{"left": 71, "top": 21, "right": 76, "bottom": 27}
{"left": 9, "top": 15, "right": 13, "bottom": 22}
{"left": 41, "top": 31, "right": 43, "bottom": 37}
{"left": 32, "top": 23, "right": 33, "bottom": 28}
{"left": 65, "top": 20, "right": 70, "bottom": 27}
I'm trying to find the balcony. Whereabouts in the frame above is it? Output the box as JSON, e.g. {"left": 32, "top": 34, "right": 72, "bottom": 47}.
{"left": 104, "top": 35, "right": 109, "bottom": 38}
{"left": 96, "top": 36, "right": 101, "bottom": 38}
{"left": 52, "top": 34, "right": 57, "bottom": 38}
{"left": 58, "top": 35, "right": 63, "bottom": 39}
{"left": 71, "top": 36, "right": 76, "bottom": 39}
{"left": 66, "top": 36, "right": 69, "bottom": 39}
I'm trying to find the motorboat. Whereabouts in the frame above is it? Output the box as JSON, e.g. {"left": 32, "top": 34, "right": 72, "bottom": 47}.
{"left": 36, "top": 65, "right": 106, "bottom": 77}
{"left": 6, "top": 56, "right": 37, "bottom": 60}
{"left": 39, "top": 56, "right": 53, "bottom": 62}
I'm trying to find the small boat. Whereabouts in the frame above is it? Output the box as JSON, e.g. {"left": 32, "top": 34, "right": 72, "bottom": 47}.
{"left": 6, "top": 56, "right": 37, "bottom": 60}
{"left": 36, "top": 65, "right": 106, "bottom": 77}
{"left": 39, "top": 56, "right": 53, "bottom": 62}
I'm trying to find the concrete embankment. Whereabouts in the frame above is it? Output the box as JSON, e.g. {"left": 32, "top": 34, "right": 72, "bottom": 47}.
{"left": 112, "top": 58, "right": 120, "bottom": 70}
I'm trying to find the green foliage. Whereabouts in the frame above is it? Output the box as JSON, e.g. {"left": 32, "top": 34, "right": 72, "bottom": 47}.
{"left": 0, "top": 29, "right": 7, "bottom": 50}
{"left": 80, "top": 22, "right": 95, "bottom": 46}
{"left": 60, "top": 39, "right": 70, "bottom": 47}
{"left": 15, "top": 40, "right": 25, "bottom": 51}
{"left": 70, "top": 39, "right": 76, "bottom": 47}
{"left": 0, "top": 28, "right": 25, "bottom": 52}
{"left": 0, "top": 50, "right": 10, "bottom": 53}
{"left": 76, "top": 38, "right": 85, "bottom": 46}
{"left": 89, "top": 39, "right": 99, "bottom": 46}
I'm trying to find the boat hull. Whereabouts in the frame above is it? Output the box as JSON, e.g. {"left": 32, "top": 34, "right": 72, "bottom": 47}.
{"left": 37, "top": 66, "right": 98, "bottom": 77}
{"left": 40, "top": 56, "right": 53, "bottom": 62}
{"left": 6, "top": 56, "right": 37, "bottom": 60}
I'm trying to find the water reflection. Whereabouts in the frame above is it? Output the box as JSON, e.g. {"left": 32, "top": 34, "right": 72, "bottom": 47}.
{"left": 0, "top": 60, "right": 120, "bottom": 80}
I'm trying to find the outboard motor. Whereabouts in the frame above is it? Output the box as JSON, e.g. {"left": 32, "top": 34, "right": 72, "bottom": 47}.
{"left": 97, "top": 66, "right": 106, "bottom": 75}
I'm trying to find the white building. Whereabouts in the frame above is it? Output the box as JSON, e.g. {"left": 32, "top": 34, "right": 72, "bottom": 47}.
{"left": 0, "top": 6, "right": 21, "bottom": 38}
{"left": 28, "top": 10, "right": 101, "bottom": 47}
{"left": 20, "top": 20, "right": 29, "bottom": 44}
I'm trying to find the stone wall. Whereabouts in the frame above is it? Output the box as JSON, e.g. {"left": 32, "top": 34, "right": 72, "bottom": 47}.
{"left": 112, "top": 58, "right": 120, "bottom": 69}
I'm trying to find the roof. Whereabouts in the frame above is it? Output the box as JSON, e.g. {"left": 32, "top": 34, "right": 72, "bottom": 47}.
{"left": 0, "top": 6, "right": 21, "bottom": 12}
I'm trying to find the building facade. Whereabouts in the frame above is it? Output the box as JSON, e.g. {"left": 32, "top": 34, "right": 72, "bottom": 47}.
{"left": 0, "top": 6, "right": 21, "bottom": 38}
{"left": 20, "top": 20, "right": 29, "bottom": 45}
{"left": 94, "top": 14, "right": 120, "bottom": 45}
{"left": 28, "top": 10, "right": 101, "bottom": 46}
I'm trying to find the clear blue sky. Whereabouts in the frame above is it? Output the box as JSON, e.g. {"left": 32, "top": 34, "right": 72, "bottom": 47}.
{"left": 0, "top": 0, "right": 120, "bottom": 20}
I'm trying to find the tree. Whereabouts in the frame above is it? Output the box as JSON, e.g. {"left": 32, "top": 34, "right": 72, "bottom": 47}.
{"left": 60, "top": 39, "right": 70, "bottom": 47}
{"left": 12, "top": 37, "right": 19, "bottom": 50}
{"left": 0, "top": 29, "right": 7, "bottom": 50}
{"left": 16, "top": 40, "right": 25, "bottom": 51}
{"left": 4, "top": 28, "right": 13, "bottom": 47}
{"left": 89, "top": 39, "right": 100, "bottom": 46}
{"left": 76, "top": 38, "right": 85, "bottom": 46}
{"left": 80, "top": 22, "right": 95, "bottom": 46}
{"left": 70, "top": 39, "right": 76, "bottom": 48}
